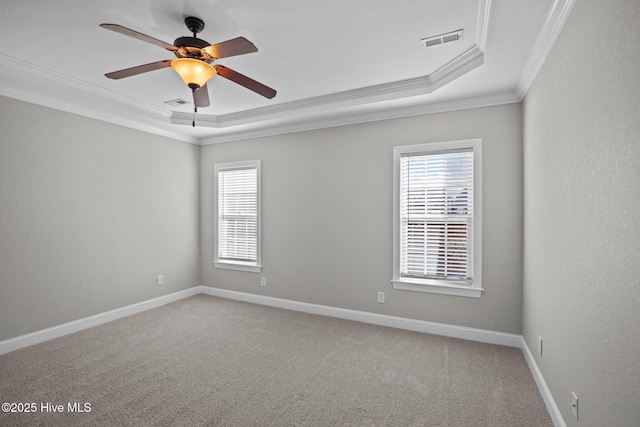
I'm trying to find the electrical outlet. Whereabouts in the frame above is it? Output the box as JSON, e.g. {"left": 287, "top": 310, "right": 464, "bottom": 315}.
{"left": 538, "top": 335, "right": 543, "bottom": 356}
{"left": 260, "top": 277, "right": 267, "bottom": 287}
{"left": 377, "top": 292, "right": 385, "bottom": 303}
{"left": 571, "top": 392, "right": 578, "bottom": 420}
{"left": 157, "top": 275, "right": 164, "bottom": 286}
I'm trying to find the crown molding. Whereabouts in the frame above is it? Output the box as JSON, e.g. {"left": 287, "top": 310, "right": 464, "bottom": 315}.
{"left": 476, "top": 0, "right": 492, "bottom": 52}
{"left": 515, "top": 0, "right": 577, "bottom": 99}
{"left": 0, "top": 53, "right": 198, "bottom": 144}
{"left": 173, "top": 45, "right": 485, "bottom": 129}
{"left": 198, "top": 91, "right": 520, "bottom": 145}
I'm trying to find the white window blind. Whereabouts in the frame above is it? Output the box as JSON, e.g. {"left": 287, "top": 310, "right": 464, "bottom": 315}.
{"left": 400, "top": 149, "right": 473, "bottom": 282}
{"left": 218, "top": 166, "right": 258, "bottom": 262}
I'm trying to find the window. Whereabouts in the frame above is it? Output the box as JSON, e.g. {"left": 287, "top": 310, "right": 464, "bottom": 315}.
{"left": 392, "top": 140, "right": 482, "bottom": 298}
{"left": 214, "top": 160, "right": 261, "bottom": 272}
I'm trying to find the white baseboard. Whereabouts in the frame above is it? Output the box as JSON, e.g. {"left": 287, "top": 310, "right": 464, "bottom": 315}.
{"left": 521, "top": 336, "right": 566, "bottom": 427}
{"left": 0, "top": 287, "right": 201, "bottom": 355}
{"left": 0, "top": 286, "right": 566, "bottom": 427}
{"left": 0, "top": 284, "right": 562, "bottom": 427}
{"left": 200, "top": 286, "right": 522, "bottom": 348}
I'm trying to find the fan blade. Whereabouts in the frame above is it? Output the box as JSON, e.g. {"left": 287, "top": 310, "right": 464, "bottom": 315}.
{"left": 203, "top": 37, "right": 258, "bottom": 59}
{"left": 105, "top": 60, "right": 172, "bottom": 79}
{"left": 100, "top": 23, "right": 177, "bottom": 51}
{"left": 214, "top": 65, "right": 276, "bottom": 99}
{"left": 194, "top": 83, "right": 210, "bottom": 108}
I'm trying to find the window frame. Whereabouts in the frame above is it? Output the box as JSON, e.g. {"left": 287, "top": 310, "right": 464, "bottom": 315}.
{"left": 392, "top": 139, "right": 483, "bottom": 298}
{"left": 213, "top": 159, "right": 262, "bottom": 273}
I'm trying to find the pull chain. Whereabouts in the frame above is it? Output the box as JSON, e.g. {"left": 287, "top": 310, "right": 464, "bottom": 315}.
{"left": 192, "top": 88, "right": 197, "bottom": 127}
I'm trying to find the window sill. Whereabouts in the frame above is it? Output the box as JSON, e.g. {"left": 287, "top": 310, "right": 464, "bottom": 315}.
{"left": 214, "top": 260, "right": 262, "bottom": 273}
{"left": 391, "top": 278, "right": 483, "bottom": 298}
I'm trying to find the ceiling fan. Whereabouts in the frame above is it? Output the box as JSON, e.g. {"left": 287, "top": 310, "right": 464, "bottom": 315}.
{"left": 101, "top": 16, "right": 276, "bottom": 125}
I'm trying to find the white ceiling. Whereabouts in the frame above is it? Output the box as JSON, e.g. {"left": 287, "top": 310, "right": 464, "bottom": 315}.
{"left": 0, "top": 0, "right": 573, "bottom": 144}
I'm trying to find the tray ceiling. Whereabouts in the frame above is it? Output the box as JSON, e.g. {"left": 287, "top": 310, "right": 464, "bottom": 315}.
{"left": 0, "top": 0, "right": 573, "bottom": 144}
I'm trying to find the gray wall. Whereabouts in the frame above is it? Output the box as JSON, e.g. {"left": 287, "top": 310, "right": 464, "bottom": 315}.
{"left": 522, "top": 0, "right": 640, "bottom": 426}
{"left": 0, "top": 96, "right": 200, "bottom": 342}
{"left": 201, "top": 103, "right": 524, "bottom": 334}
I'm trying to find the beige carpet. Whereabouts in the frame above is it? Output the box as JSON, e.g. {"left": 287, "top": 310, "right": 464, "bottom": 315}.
{"left": 0, "top": 295, "right": 552, "bottom": 426}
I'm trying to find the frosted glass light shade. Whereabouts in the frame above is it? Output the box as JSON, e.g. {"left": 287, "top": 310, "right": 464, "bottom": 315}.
{"left": 170, "top": 58, "right": 217, "bottom": 88}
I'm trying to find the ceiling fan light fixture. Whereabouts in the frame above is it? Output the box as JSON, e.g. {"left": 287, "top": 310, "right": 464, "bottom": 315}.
{"left": 170, "top": 58, "right": 217, "bottom": 89}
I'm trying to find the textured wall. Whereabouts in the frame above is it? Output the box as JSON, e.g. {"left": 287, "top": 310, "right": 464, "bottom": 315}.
{"left": 201, "top": 103, "right": 524, "bottom": 334}
{"left": 0, "top": 96, "right": 201, "bottom": 342}
{"left": 522, "top": 0, "right": 640, "bottom": 425}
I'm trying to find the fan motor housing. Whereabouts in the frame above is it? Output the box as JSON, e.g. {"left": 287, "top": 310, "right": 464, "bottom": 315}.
{"left": 174, "top": 37, "right": 212, "bottom": 61}
{"left": 174, "top": 36, "right": 209, "bottom": 49}
{"left": 173, "top": 17, "right": 211, "bottom": 61}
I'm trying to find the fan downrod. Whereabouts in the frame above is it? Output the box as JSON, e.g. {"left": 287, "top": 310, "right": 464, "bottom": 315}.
{"left": 185, "top": 16, "right": 205, "bottom": 37}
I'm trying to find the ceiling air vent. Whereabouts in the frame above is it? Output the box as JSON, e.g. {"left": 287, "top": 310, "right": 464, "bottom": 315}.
{"left": 165, "top": 98, "right": 190, "bottom": 107}
{"left": 421, "top": 29, "right": 464, "bottom": 48}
